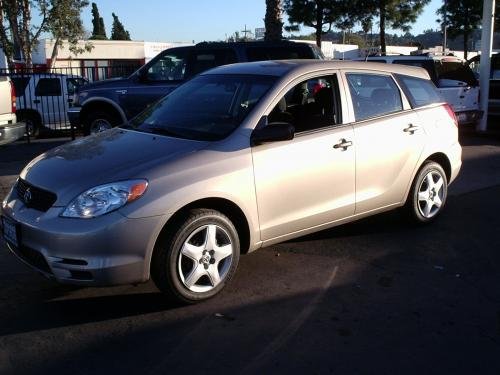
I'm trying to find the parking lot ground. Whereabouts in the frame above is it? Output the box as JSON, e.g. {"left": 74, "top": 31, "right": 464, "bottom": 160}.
{"left": 0, "top": 132, "right": 500, "bottom": 374}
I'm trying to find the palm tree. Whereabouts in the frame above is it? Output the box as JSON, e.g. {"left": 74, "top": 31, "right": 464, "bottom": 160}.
{"left": 264, "top": 0, "right": 283, "bottom": 41}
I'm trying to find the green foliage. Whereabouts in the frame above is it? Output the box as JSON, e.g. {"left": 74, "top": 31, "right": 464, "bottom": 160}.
{"left": 90, "top": 2, "right": 106, "bottom": 39}
{"left": 110, "top": 12, "right": 131, "bottom": 40}
{"left": 284, "top": 0, "right": 360, "bottom": 46}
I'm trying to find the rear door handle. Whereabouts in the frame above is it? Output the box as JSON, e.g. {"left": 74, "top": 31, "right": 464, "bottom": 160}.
{"left": 403, "top": 124, "right": 419, "bottom": 134}
{"left": 333, "top": 139, "right": 353, "bottom": 150}
{"left": 33, "top": 99, "right": 40, "bottom": 104}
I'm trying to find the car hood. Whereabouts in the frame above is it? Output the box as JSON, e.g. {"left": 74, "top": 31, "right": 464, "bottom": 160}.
{"left": 80, "top": 77, "right": 130, "bottom": 91}
{"left": 20, "top": 128, "right": 208, "bottom": 206}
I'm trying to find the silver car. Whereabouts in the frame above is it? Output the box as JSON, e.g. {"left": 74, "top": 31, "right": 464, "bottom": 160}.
{"left": 1, "top": 60, "right": 461, "bottom": 303}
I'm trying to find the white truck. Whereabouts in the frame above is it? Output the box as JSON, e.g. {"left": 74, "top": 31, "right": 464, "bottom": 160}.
{"left": 0, "top": 76, "right": 25, "bottom": 145}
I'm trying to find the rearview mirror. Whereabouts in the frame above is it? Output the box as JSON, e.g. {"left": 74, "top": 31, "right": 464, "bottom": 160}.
{"left": 251, "top": 117, "right": 294, "bottom": 146}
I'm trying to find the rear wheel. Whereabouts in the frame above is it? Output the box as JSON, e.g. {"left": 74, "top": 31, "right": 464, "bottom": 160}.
{"left": 406, "top": 161, "right": 448, "bottom": 223}
{"left": 83, "top": 110, "right": 121, "bottom": 135}
{"left": 151, "top": 209, "right": 240, "bottom": 303}
{"left": 20, "top": 113, "right": 41, "bottom": 138}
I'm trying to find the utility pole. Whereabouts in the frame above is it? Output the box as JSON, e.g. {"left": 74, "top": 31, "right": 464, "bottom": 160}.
{"left": 442, "top": 0, "right": 447, "bottom": 54}
{"left": 477, "top": 0, "right": 495, "bottom": 132}
{"left": 241, "top": 25, "right": 252, "bottom": 41}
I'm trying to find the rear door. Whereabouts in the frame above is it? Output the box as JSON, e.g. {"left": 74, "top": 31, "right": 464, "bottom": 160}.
{"left": 343, "top": 71, "right": 425, "bottom": 213}
{"left": 33, "top": 76, "right": 65, "bottom": 127}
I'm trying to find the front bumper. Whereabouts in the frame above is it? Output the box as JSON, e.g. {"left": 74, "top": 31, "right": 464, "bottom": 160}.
{"left": 67, "top": 107, "right": 81, "bottom": 127}
{"left": 2, "top": 191, "right": 165, "bottom": 286}
{"left": 0, "top": 122, "right": 25, "bottom": 146}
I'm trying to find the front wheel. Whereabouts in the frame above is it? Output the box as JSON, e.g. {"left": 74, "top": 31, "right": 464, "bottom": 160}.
{"left": 406, "top": 161, "right": 448, "bottom": 223}
{"left": 151, "top": 209, "right": 240, "bottom": 303}
{"left": 83, "top": 111, "right": 120, "bottom": 135}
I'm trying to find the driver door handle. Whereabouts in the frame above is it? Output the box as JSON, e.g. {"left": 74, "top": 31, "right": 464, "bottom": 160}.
{"left": 403, "top": 124, "right": 420, "bottom": 134}
{"left": 333, "top": 139, "right": 353, "bottom": 150}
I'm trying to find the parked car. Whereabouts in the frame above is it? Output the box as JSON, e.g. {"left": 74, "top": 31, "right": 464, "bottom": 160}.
{"left": 360, "top": 55, "right": 482, "bottom": 125}
{"left": 11, "top": 73, "right": 87, "bottom": 137}
{"left": 0, "top": 76, "right": 25, "bottom": 145}
{"left": 2, "top": 60, "right": 461, "bottom": 303}
{"left": 468, "top": 53, "right": 500, "bottom": 118}
{"left": 68, "top": 41, "right": 324, "bottom": 135}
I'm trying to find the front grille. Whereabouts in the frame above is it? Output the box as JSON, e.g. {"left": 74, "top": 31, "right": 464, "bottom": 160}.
{"left": 16, "top": 179, "right": 57, "bottom": 212}
{"left": 13, "top": 245, "right": 52, "bottom": 274}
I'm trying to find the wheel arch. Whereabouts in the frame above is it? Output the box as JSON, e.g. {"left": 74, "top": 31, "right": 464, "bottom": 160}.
{"left": 80, "top": 98, "right": 127, "bottom": 125}
{"left": 154, "top": 197, "right": 252, "bottom": 257}
{"left": 15, "top": 108, "right": 42, "bottom": 124}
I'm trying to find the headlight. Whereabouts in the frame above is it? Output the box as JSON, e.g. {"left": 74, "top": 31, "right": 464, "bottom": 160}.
{"left": 61, "top": 179, "right": 148, "bottom": 218}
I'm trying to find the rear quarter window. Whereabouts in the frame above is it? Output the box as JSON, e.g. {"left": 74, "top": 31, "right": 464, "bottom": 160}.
{"left": 396, "top": 75, "right": 443, "bottom": 108}
{"left": 11, "top": 77, "right": 30, "bottom": 97}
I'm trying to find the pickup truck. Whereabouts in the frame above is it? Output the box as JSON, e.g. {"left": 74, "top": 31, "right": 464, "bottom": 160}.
{"left": 0, "top": 76, "right": 25, "bottom": 145}
{"left": 68, "top": 41, "right": 324, "bottom": 134}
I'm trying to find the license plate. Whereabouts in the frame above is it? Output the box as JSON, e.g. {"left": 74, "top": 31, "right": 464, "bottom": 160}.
{"left": 2, "top": 217, "right": 19, "bottom": 247}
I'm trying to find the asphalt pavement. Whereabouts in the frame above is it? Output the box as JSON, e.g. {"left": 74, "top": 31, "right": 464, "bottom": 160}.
{"left": 0, "top": 132, "right": 500, "bottom": 374}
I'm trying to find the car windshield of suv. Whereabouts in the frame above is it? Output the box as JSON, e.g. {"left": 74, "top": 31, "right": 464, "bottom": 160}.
{"left": 128, "top": 74, "right": 276, "bottom": 141}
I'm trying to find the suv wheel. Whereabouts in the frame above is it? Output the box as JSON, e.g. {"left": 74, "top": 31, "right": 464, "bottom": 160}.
{"left": 151, "top": 209, "right": 240, "bottom": 303}
{"left": 84, "top": 111, "right": 120, "bottom": 135}
{"left": 21, "top": 114, "right": 40, "bottom": 138}
{"left": 406, "top": 161, "right": 448, "bottom": 223}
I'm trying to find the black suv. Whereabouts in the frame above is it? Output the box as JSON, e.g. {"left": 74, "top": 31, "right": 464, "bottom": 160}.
{"left": 68, "top": 41, "right": 324, "bottom": 134}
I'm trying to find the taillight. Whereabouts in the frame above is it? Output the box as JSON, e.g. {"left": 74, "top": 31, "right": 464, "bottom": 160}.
{"left": 442, "top": 103, "right": 457, "bottom": 127}
{"left": 10, "top": 81, "right": 16, "bottom": 113}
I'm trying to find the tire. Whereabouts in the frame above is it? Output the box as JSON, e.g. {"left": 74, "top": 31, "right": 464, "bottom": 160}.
{"left": 151, "top": 209, "right": 240, "bottom": 303}
{"left": 406, "top": 161, "right": 448, "bottom": 223}
{"left": 83, "top": 110, "right": 121, "bottom": 135}
{"left": 20, "top": 113, "right": 41, "bottom": 138}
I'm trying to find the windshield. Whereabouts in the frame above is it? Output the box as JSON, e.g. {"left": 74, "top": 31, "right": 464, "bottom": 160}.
{"left": 128, "top": 74, "right": 276, "bottom": 141}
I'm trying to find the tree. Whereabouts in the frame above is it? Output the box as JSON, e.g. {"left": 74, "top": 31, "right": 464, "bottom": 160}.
{"left": 437, "top": 0, "right": 482, "bottom": 60}
{"left": 360, "top": 0, "right": 430, "bottom": 54}
{"left": 264, "top": 0, "right": 283, "bottom": 41}
{"left": 284, "top": 0, "right": 357, "bottom": 47}
{"left": 0, "top": 0, "right": 51, "bottom": 67}
{"left": 110, "top": 12, "right": 130, "bottom": 40}
{"left": 89, "top": 2, "right": 106, "bottom": 39}
{"left": 47, "top": 0, "right": 93, "bottom": 69}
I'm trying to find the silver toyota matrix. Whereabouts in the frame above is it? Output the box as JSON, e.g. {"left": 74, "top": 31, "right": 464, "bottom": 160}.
{"left": 1, "top": 61, "right": 462, "bottom": 303}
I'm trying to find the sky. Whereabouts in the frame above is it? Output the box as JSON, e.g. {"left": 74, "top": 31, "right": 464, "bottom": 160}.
{"left": 42, "top": 0, "right": 443, "bottom": 43}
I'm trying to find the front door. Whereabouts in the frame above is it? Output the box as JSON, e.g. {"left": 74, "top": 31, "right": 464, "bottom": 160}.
{"left": 252, "top": 74, "right": 355, "bottom": 241}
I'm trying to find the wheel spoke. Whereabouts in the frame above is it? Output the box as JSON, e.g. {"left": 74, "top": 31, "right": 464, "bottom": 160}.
{"left": 181, "top": 242, "right": 204, "bottom": 261}
{"left": 215, "top": 244, "right": 233, "bottom": 261}
{"left": 434, "top": 177, "right": 444, "bottom": 193}
{"left": 418, "top": 191, "right": 429, "bottom": 202}
{"left": 207, "top": 267, "right": 221, "bottom": 287}
{"left": 184, "top": 264, "right": 205, "bottom": 288}
{"left": 423, "top": 200, "right": 433, "bottom": 217}
{"left": 204, "top": 224, "right": 218, "bottom": 251}
{"left": 425, "top": 173, "right": 434, "bottom": 190}
{"left": 434, "top": 196, "right": 442, "bottom": 208}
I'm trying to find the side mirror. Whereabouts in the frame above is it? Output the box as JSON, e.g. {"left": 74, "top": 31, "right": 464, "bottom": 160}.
{"left": 251, "top": 117, "right": 294, "bottom": 146}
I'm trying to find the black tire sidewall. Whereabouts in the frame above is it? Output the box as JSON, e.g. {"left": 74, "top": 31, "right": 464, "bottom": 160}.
{"left": 409, "top": 162, "right": 448, "bottom": 223}
{"left": 154, "top": 210, "right": 240, "bottom": 303}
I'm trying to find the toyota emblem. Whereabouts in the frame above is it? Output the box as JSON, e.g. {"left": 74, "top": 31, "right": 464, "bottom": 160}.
{"left": 24, "top": 188, "right": 32, "bottom": 204}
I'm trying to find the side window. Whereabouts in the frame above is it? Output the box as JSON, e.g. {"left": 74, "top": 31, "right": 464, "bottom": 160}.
{"left": 346, "top": 73, "right": 403, "bottom": 121}
{"left": 12, "top": 77, "right": 30, "bottom": 97}
{"left": 397, "top": 75, "right": 443, "bottom": 108}
{"left": 268, "top": 75, "right": 340, "bottom": 133}
{"left": 146, "top": 50, "right": 188, "bottom": 81}
{"left": 35, "top": 78, "right": 62, "bottom": 96}
{"left": 393, "top": 59, "right": 437, "bottom": 83}
{"left": 246, "top": 46, "right": 311, "bottom": 61}
{"left": 66, "top": 78, "right": 87, "bottom": 95}
{"left": 186, "top": 49, "right": 238, "bottom": 77}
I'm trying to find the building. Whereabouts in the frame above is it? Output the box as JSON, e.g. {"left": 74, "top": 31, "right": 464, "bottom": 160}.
{"left": 31, "top": 39, "right": 192, "bottom": 80}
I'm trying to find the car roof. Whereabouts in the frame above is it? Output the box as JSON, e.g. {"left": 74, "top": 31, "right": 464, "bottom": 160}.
{"left": 364, "top": 55, "right": 464, "bottom": 63}
{"left": 203, "top": 59, "right": 431, "bottom": 80}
